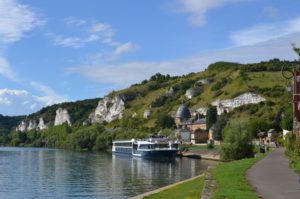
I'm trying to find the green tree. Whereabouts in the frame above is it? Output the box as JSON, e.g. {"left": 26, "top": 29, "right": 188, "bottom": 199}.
{"left": 281, "top": 107, "right": 293, "bottom": 130}
{"left": 206, "top": 105, "right": 217, "bottom": 130}
{"left": 213, "top": 113, "right": 227, "bottom": 140}
{"left": 156, "top": 113, "right": 175, "bottom": 129}
{"left": 292, "top": 44, "right": 300, "bottom": 58}
{"left": 221, "top": 123, "right": 254, "bottom": 161}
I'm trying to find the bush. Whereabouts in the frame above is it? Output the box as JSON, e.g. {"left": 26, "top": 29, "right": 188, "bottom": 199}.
{"left": 207, "top": 140, "right": 215, "bottom": 149}
{"left": 221, "top": 123, "right": 254, "bottom": 161}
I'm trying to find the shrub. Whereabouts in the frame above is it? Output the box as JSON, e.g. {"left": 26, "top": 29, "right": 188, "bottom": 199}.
{"left": 221, "top": 123, "right": 254, "bottom": 161}
{"left": 207, "top": 140, "right": 215, "bottom": 149}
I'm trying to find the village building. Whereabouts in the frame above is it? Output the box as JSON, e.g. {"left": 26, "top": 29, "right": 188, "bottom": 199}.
{"left": 256, "top": 129, "right": 277, "bottom": 147}
{"left": 175, "top": 104, "right": 208, "bottom": 143}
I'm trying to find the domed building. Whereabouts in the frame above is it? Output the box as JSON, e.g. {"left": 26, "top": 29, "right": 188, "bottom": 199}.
{"left": 175, "top": 104, "right": 208, "bottom": 143}
{"left": 175, "top": 104, "right": 191, "bottom": 128}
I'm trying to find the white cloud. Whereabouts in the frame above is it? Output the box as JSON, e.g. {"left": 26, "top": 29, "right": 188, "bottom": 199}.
{"left": 52, "top": 20, "right": 137, "bottom": 62}
{"left": 68, "top": 33, "right": 300, "bottom": 88}
{"left": 0, "top": 57, "right": 17, "bottom": 81}
{"left": 30, "top": 81, "right": 68, "bottom": 105}
{"left": 53, "top": 35, "right": 84, "bottom": 48}
{"left": 230, "top": 17, "right": 300, "bottom": 46}
{"left": 0, "top": 88, "right": 33, "bottom": 115}
{"left": 64, "top": 16, "right": 86, "bottom": 26}
{"left": 0, "top": 0, "right": 43, "bottom": 44}
{"left": 174, "top": 0, "right": 243, "bottom": 27}
{"left": 53, "top": 21, "right": 118, "bottom": 48}
{"left": 0, "top": 84, "right": 68, "bottom": 116}
{"left": 0, "top": 0, "right": 43, "bottom": 82}
{"left": 113, "top": 42, "right": 137, "bottom": 56}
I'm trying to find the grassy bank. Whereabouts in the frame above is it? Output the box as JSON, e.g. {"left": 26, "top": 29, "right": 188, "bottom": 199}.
{"left": 143, "top": 175, "right": 204, "bottom": 199}
{"left": 286, "top": 152, "right": 300, "bottom": 175}
{"left": 211, "top": 154, "right": 265, "bottom": 199}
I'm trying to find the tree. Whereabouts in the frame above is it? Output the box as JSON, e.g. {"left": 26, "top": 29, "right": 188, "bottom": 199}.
{"left": 221, "top": 123, "right": 254, "bottom": 161}
{"left": 206, "top": 105, "right": 217, "bottom": 130}
{"left": 213, "top": 113, "right": 227, "bottom": 140}
{"left": 281, "top": 107, "right": 293, "bottom": 130}
{"left": 156, "top": 113, "right": 175, "bottom": 129}
{"left": 292, "top": 44, "right": 300, "bottom": 58}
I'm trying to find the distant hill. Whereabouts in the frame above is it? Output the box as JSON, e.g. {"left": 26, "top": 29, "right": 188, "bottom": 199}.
{"left": 0, "top": 59, "right": 295, "bottom": 149}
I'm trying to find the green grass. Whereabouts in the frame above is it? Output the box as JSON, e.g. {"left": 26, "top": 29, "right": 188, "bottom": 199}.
{"left": 211, "top": 154, "right": 265, "bottom": 199}
{"left": 143, "top": 175, "right": 204, "bottom": 199}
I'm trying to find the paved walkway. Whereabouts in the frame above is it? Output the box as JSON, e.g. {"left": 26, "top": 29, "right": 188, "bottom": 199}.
{"left": 247, "top": 148, "right": 300, "bottom": 199}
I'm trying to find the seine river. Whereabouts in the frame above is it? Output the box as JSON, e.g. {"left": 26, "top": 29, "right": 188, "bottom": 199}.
{"left": 0, "top": 147, "right": 217, "bottom": 199}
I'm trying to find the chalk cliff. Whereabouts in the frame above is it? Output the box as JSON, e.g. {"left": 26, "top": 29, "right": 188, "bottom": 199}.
{"left": 54, "top": 108, "right": 71, "bottom": 126}
{"left": 16, "top": 121, "right": 27, "bottom": 132}
{"left": 27, "top": 120, "right": 37, "bottom": 131}
{"left": 89, "top": 96, "right": 125, "bottom": 123}
{"left": 211, "top": 92, "right": 266, "bottom": 115}
{"left": 37, "top": 117, "right": 48, "bottom": 130}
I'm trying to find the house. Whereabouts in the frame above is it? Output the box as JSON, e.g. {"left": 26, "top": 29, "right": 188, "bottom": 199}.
{"left": 257, "top": 129, "right": 277, "bottom": 147}
{"left": 191, "top": 129, "right": 208, "bottom": 144}
{"left": 176, "top": 128, "right": 191, "bottom": 143}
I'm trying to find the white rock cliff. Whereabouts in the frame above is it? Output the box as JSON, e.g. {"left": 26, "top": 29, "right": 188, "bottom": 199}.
{"left": 54, "top": 108, "right": 72, "bottom": 126}
{"left": 27, "top": 120, "right": 37, "bottom": 131}
{"left": 211, "top": 92, "right": 265, "bottom": 115}
{"left": 37, "top": 117, "right": 48, "bottom": 130}
{"left": 89, "top": 96, "right": 125, "bottom": 123}
{"left": 16, "top": 121, "right": 27, "bottom": 132}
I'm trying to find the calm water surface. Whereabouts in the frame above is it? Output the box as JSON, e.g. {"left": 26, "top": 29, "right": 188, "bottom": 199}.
{"left": 0, "top": 147, "right": 217, "bottom": 199}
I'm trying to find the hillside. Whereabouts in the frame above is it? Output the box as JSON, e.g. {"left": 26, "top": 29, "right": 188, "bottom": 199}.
{"left": 0, "top": 59, "right": 295, "bottom": 150}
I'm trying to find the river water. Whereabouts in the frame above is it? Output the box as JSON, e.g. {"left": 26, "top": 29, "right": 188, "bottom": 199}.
{"left": 0, "top": 147, "right": 217, "bottom": 199}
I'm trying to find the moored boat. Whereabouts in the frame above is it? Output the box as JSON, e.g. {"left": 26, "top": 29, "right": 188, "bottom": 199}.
{"left": 112, "top": 136, "right": 179, "bottom": 159}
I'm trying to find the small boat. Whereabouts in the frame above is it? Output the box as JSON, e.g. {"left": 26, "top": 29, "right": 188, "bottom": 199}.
{"left": 112, "top": 135, "right": 179, "bottom": 159}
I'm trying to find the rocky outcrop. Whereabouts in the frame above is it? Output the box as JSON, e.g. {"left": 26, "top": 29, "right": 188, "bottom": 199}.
{"left": 16, "top": 118, "right": 48, "bottom": 132}
{"left": 185, "top": 87, "right": 201, "bottom": 99}
{"left": 27, "top": 120, "right": 37, "bottom": 131}
{"left": 197, "top": 79, "right": 211, "bottom": 85}
{"left": 132, "top": 112, "right": 137, "bottom": 118}
{"left": 89, "top": 96, "right": 125, "bottom": 123}
{"left": 211, "top": 92, "right": 265, "bottom": 115}
{"left": 144, "top": 109, "right": 151, "bottom": 119}
{"left": 37, "top": 117, "right": 48, "bottom": 130}
{"left": 165, "top": 87, "right": 175, "bottom": 97}
{"left": 16, "top": 121, "right": 27, "bottom": 132}
{"left": 54, "top": 108, "right": 71, "bottom": 126}
{"left": 195, "top": 107, "right": 208, "bottom": 116}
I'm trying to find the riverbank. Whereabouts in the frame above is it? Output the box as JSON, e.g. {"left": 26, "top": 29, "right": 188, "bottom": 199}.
{"left": 178, "top": 150, "right": 220, "bottom": 161}
{"left": 179, "top": 144, "right": 221, "bottom": 161}
{"left": 132, "top": 153, "right": 265, "bottom": 199}
{"left": 130, "top": 174, "right": 205, "bottom": 199}
{"left": 211, "top": 153, "right": 265, "bottom": 199}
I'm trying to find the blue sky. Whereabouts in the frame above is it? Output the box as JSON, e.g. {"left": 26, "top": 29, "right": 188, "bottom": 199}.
{"left": 1, "top": 0, "right": 300, "bottom": 116}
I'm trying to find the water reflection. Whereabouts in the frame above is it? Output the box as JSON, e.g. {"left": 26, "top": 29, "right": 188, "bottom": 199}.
{"left": 0, "top": 147, "right": 217, "bottom": 199}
